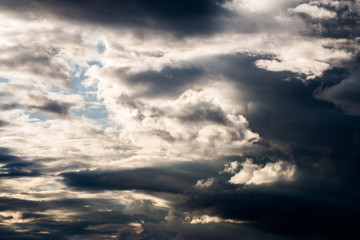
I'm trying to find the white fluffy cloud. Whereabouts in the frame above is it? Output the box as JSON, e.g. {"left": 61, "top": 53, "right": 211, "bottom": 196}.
{"left": 225, "top": 0, "right": 291, "bottom": 13}
{"left": 228, "top": 159, "right": 296, "bottom": 185}
{"left": 255, "top": 38, "right": 351, "bottom": 79}
{"left": 291, "top": 3, "right": 337, "bottom": 19}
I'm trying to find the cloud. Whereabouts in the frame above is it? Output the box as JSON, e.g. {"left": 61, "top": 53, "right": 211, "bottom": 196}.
{"left": 61, "top": 162, "right": 219, "bottom": 194}
{"left": 123, "top": 199, "right": 167, "bottom": 221}
{"left": 194, "top": 178, "right": 216, "bottom": 189}
{"left": 0, "top": 196, "right": 141, "bottom": 239}
{"left": 295, "top": 0, "right": 360, "bottom": 39}
{"left": 186, "top": 178, "right": 360, "bottom": 239}
{"left": 0, "top": 148, "right": 43, "bottom": 178}
{"left": 0, "top": 115, "right": 134, "bottom": 169}
{"left": 30, "top": 101, "right": 74, "bottom": 117}
{"left": 0, "top": 0, "right": 231, "bottom": 37}
{"left": 127, "top": 66, "right": 205, "bottom": 97}
{"left": 222, "top": 161, "right": 240, "bottom": 174}
{"left": 27, "top": 94, "right": 81, "bottom": 117}
{"left": 0, "top": 161, "right": 42, "bottom": 178}
{"left": 0, "top": 47, "right": 73, "bottom": 89}
{"left": 93, "top": 72, "right": 261, "bottom": 160}
{"left": 189, "top": 215, "right": 246, "bottom": 224}
{"left": 254, "top": 38, "right": 351, "bottom": 79}
{"left": 315, "top": 66, "right": 360, "bottom": 116}
{"left": 0, "top": 119, "right": 10, "bottom": 127}
{"left": 0, "top": 1, "right": 359, "bottom": 239}
{"left": 291, "top": 3, "right": 337, "bottom": 19}
{"left": 228, "top": 159, "right": 296, "bottom": 185}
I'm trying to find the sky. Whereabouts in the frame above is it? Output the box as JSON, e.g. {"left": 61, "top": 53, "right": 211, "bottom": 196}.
{"left": 0, "top": 0, "right": 359, "bottom": 239}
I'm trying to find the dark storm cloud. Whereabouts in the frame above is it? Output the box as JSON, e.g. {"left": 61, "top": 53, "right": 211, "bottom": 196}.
{"left": 140, "top": 221, "right": 290, "bottom": 240}
{"left": 0, "top": 0, "right": 231, "bottom": 36}
{"left": 96, "top": 52, "right": 360, "bottom": 239}
{"left": 0, "top": 195, "right": 285, "bottom": 240}
{"left": 62, "top": 52, "right": 360, "bottom": 239}
{"left": 167, "top": 53, "right": 360, "bottom": 239}
{"left": 1, "top": 2, "right": 359, "bottom": 239}
{"left": 0, "top": 148, "right": 43, "bottom": 177}
{"left": 213, "top": 53, "right": 360, "bottom": 177}
{"left": 0, "top": 148, "right": 22, "bottom": 163}
{"left": 61, "top": 162, "right": 220, "bottom": 194}
{"left": 185, "top": 178, "right": 360, "bottom": 240}
{"left": 62, "top": 54, "right": 360, "bottom": 239}
{"left": 0, "top": 161, "right": 42, "bottom": 177}
{"left": 115, "top": 51, "right": 360, "bottom": 177}
{"left": 315, "top": 56, "right": 360, "bottom": 116}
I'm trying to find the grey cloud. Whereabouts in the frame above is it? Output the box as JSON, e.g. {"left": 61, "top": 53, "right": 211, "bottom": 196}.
{"left": 113, "top": 68, "right": 239, "bottom": 144}
{"left": 216, "top": 53, "right": 360, "bottom": 174}
{"left": 0, "top": 48, "right": 72, "bottom": 88}
{"left": 30, "top": 101, "right": 74, "bottom": 117}
{"left": 315, "top": 61, "right": 360, "bottom": 116}
{"left": 0, "top": 197, "right": 136, "bottom": 239}
{"left": 117, "top": 52, "right": 358, "bottom": 239}
{"left": 0, "top": 148, "right": 23, "bottom": 163}
{"left": 61, "top": 162, "right": 219, "bottom": 194}
{"left": 150, "top": 129, "right": 176, "bottom": 142}
{"left": 28, "top": 94, "right": 75, "bottom": 117}
{"left": 0, "top": 161, "right": 42, "bottom": 177}
{"left": 123, "top": 66, "right": 205, "bottom": 97}
{"left": 0, "top": 103, "right": 20, "bottom": 111}
{"left": 185, "top": 179, "right": 360, "bottom": 240}
{"left": 0, "top": 0, "right": 231, "bottom": 37}
{"left": 190, "top": 54, "right": 360, "bottom": 238}
{"left": 117, "top": 226, "right": 140, "bottom": 240}
{"left": 176, "top": 102, "right": 227, "bottom": 125}
{"left": 0, "top": 148, "right": 43, "bottom": 177}
{"left": 0, "top": 193, "right": 293, "bottom": 240}
{"left": 0, "top": 96, "right": 75, "bottom": 117}
{"left": 140, "top": 221, "right": 288, "bottom": 240}
{"left": 111, "top": 52, "right": 360, "bottom": 172}
{"left": 0, "top": 1, "right": 360, "bottom": 239}
{"left": 115, "top": 51, "right": 360, "bottom": 185}
{"left": 123, "top": 199, "right": 167, "bottom": 221}
{"left": 0, "top": 119, "right": 10, "bottom": 127}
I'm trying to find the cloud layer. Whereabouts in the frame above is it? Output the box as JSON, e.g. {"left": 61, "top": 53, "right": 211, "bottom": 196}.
{"left": 0, "top": 0, "right": 360, "bottom": 239}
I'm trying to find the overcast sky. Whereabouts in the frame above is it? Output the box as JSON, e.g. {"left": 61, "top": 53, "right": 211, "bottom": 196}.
{"left": 0, "top": 0, "right": 359, "bottom": 239}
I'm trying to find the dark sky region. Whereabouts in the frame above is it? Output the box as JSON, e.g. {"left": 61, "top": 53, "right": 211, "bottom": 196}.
{"left": 0, "top": 0, "right": 359, "bottom": 239}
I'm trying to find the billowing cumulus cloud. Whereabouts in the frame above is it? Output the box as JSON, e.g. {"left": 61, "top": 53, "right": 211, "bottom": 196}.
{"left": 228, "top": 159, "right": 296, "bottom": 185}
{"left": 0, "top": 0, "right": 360, "bottom": 239}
